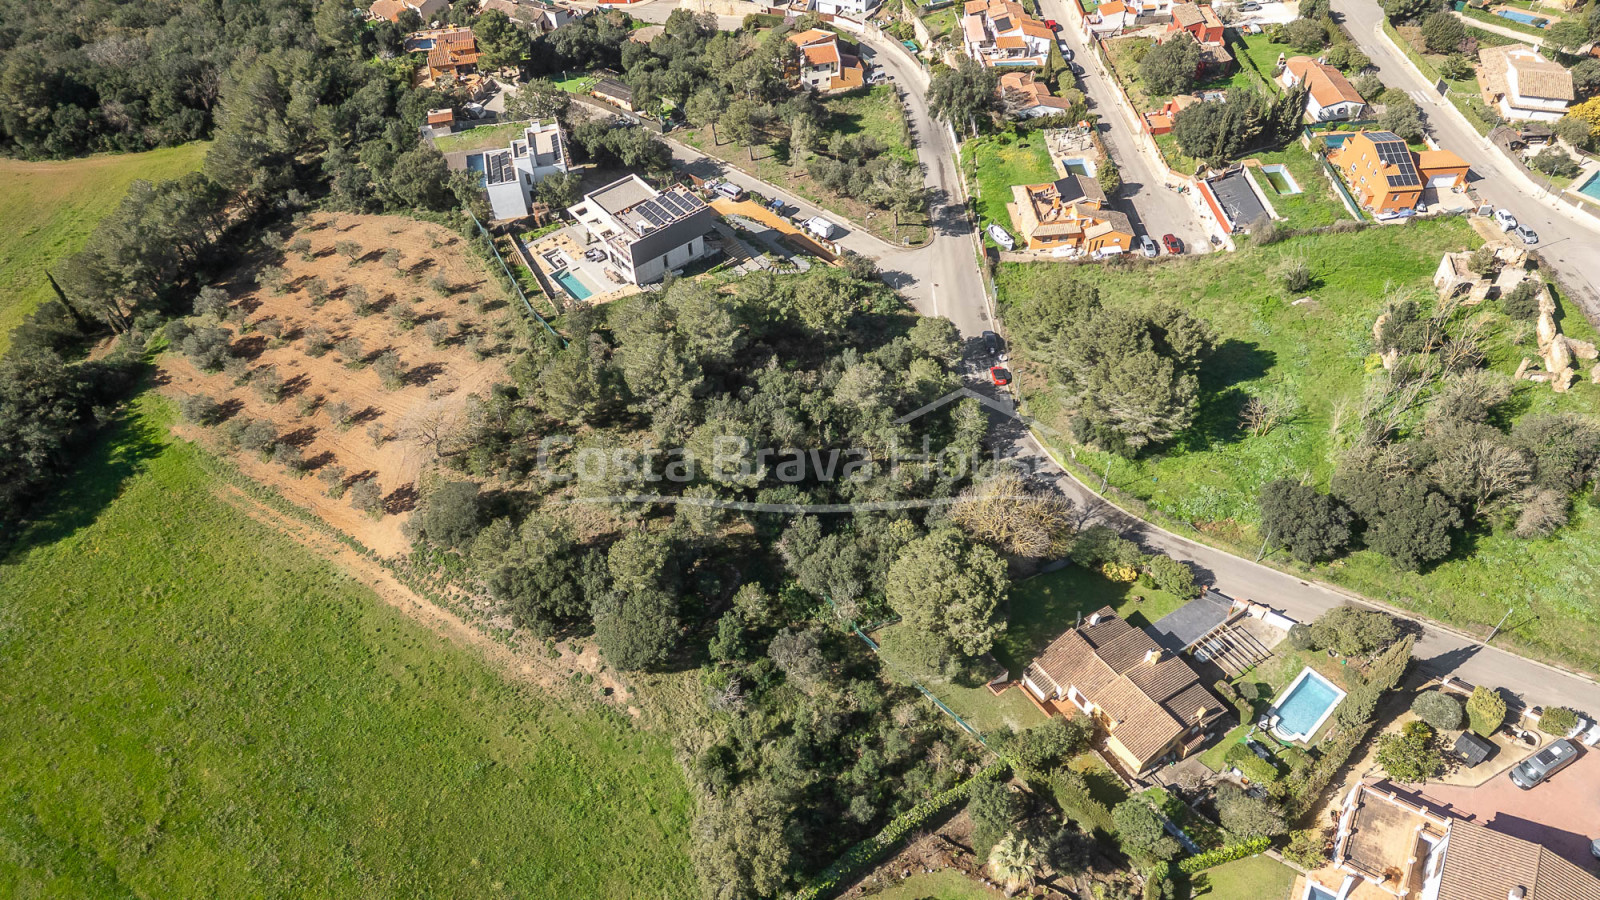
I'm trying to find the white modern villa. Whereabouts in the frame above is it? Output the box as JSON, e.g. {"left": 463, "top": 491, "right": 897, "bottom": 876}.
{"left": 566, "top": 175, "right": 717, "bottom": 285}
{"left": 483, "top": 120, "right": 571, "bottom": 220}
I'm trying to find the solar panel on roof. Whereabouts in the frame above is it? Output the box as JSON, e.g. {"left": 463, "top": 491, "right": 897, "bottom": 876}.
{"left": 660, "top": 193, "right": 690, "bottom": 216}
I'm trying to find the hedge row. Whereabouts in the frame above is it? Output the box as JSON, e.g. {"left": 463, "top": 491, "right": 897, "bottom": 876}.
{"left": 1177, "top": 837, "right": 1271, "bottom": 874}
{"left": 792, "top": 761, "right": 1011, "bottom": 900}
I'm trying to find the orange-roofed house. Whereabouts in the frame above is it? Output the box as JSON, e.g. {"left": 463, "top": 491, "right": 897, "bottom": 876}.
{"left": 1168, "top": 2, "right": 1224, "bottom": 44}
{"left": 1086, "top": 0, "right": 1140, "bottom": 36}
{"left": 1019, "top": 607, "right": 1225, "bottom": 774}
{"left": 1141, "top": 94, "right": 1200, "bottom": 134}
{"left": 788, "top": 29, "right": 866, "bottom": 93}
{"left": 1278, "top": 56, "right": 1366, "bottom": 121}
{"left": 998, "top": 71, "right": 1074, "bottom": 118}
{"left": 407, "top": 26, "right": 480, "bottom": 81}
{"left": 369, "top": 0, "right": 447, "bottom": 23}
{"left": 1008, "top": 174, "right": 1137, "bottom": 254}
{"left": 962, "top": 0, "right": 1054, "bottom": 67}
{"left": 1330, "top": 130, "right": 1470, "bottom": 216}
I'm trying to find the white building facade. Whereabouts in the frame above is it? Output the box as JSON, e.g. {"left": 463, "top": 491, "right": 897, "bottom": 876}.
{"left": 483, "top": 121, "right": 571, "bottom": 220}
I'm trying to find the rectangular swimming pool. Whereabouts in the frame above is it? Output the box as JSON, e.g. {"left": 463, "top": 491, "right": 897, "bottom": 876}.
{"left": 1270, "top": 667, "right": 1345, "bottom": 743}
{"left": 552, "top": 269, "right": 593, "bottom": 301}
{"left": 1495, "top": 8, "right": 1547, "bottom": 26}
{"left": 1576, "top": 170, "right": 1600, "bottom": 203}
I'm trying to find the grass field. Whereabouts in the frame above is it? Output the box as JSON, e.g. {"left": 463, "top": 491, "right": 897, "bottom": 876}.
{"left": 1180, "top": 854, "right": 1296, "bottom": 900}
{"left": 1000, "top": 217, "right": 1600, "bottom": 673}
{"left": 863, "top": 870, "right": 1007, "bottom": 899}
{"left": 0, "top": 396, "right": 696, "bottom": 898}
{"left": 961, "top": 133, "right": 1057, "bottom": 243}
{"left": 0, "top": 143, "right": 209, "bottom": 355}
{"left": 995, "top": 565, "right": 1186, "bottom": 676}
{"left": 432, "top": 120, "right": 536, "bottom": 154}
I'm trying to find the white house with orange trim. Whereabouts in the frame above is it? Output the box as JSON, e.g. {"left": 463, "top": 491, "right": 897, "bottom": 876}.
{"left": 1278, "top": 56, "right": 1366, "bottom": 121}
{"left": 787, "top": 29, "right": 866, "bottom": 93}
{"left": 962, "top": 0, "right": 1054, "bottom": 67}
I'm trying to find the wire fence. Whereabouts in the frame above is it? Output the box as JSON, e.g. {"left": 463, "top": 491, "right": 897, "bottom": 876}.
{"left": 468, "top": 212, "right": 564, "bottom": 345}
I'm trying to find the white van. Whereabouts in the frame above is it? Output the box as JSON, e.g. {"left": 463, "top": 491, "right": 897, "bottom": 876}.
{"left": 804, "top": 216, "right": 838, "bottom": 240}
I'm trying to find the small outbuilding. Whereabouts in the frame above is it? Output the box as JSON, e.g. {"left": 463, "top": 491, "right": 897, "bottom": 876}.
{"left": 1453, "top": 731, "right": 1494, "bottom": 768}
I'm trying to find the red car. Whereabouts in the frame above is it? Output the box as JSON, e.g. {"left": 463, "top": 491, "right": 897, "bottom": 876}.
{"left": 1044, "top": 18, "right": 1060, "bottom": 30}
{"left": 1162, "top": 233, "right": 1184, "bottom": 255}
{"left": 990, "top": 366, "right": 1011, "bottom": 386}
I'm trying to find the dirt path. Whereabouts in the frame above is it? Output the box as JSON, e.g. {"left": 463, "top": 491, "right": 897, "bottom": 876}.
{"left": 212, "top": 481, "right": 642, "bottom": 715}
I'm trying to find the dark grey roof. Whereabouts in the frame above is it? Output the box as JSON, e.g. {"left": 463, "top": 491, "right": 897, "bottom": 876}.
{"left": 483, "top": 149, "right": 516, "bottom": 186}
{"left": 625, "top": 204, "right": 715, "bottom": 269}
{"left": 1052, "top": 173, "right": 1106, "bottom": 206}
{"left": 1150, "top": 588, "right": 1233, "bottom": 652}
{"left": 1209, "top": 169, "right": 1268, "bottom": 230}
{"left": 591, "top": 77, "right": 632, "bottom": 102}
{"left": 1454, "top": 731, "right": 1494, "bottom": 767}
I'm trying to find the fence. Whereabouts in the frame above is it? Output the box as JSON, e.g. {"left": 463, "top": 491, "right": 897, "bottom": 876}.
{"left": 468, "top": 213, "right": 564, "bottom": 344}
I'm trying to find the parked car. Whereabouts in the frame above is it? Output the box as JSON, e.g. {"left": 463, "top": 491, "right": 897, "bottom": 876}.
{"left": 1070, "top": 63, "right": 1085, "bottom": 76}
{"left": 1138, "top": 234, "right": 1159, "bottom": 258}
{"left": 1509, "top": 738, "right": 1580, "bottom": 789}
{"left": 1162, "top": 233, "right": 1184, "bottom": 255}
{"left": 990, "top": 365, "right": 1011, "bottom": 386}
{"left": 1494, "top": 208, "right": 1518, "bottom": 231}
{"left": 987, "top": 223, "right": 1016, "bottom": 250}
{"left": 714, "top": 181, "right": 745, "bottom": 201}
{"left": 1239, "top": 1, "right": 1261, "bottom": 10}
{"left": 1044, "top": 18, "right": 1060, "bottom": 30}
{"left": 983, "top": 330, "right": 1004, "bottom": 359}
{"left": 1058, "top": 41, "right": 1075, "bottom": 60}
{"left": 1515, "top": 225, "right": 1539, "bottom": 245}
{"left": 804, "top": 216, "right": 838, "bottom": 240}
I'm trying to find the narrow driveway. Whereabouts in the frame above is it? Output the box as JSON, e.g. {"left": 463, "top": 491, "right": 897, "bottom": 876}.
{"left": 1332, "top": 0, "right": 1600, "bottom": 320}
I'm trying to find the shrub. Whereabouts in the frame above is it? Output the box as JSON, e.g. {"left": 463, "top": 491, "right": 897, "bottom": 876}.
{"left": 1539, "top": 706, "right": 1579, "bottom": 736}
{"left": 1310, "top": 606, "right": 1399, "bottom": 656}
{"left": 350, "top": 478, "right": 384, "bottom": 516}
{"left": 304, "top": 326, "right": 334, "bottom": 357}
{"left": 1223, "top": 743, "right": 1282, "bottom": 783}
{"left": 346, "top": 285, "right": 373, "bottom": 316}
{"left": 391, "top": 299, "right": 417, "bottom": 330}
{"left": 1142, "top": 554, "right": 1199, "bottom": 599}
{"left": 1438, "top": 54, "right": 1472, "bottom": 80}
{"left": 1411, "top": 691, "right": 1464, "bottom": 730}
{"left": 1503, "top": 280, "right": 1542, "bottom": 321}
{"left": 253, "top": 365, "right": 286, "bottom": 403}
{"left": 1176, "top": 836, "right": 1270, "bottom": 874}
{"left": 1287, "top": 623, "right": 1318, "bottom": 651}
{"left": 1283, "top": 829, "right": 1328, "bottom": 868}
{"left": 1466, "top": 685, "right": 1506, "bottom": 736}
{"left": 1376, "top": 720, "right": 1441, "bottom": 781}
{"left": 235, "top": 419, "right": 277, "bottom": 454}
{"left": 424, "top": 320, "right": 451, "bottom": 347}
{"left": 373, "top": 350, "right": 405, "bottom": 389}
{"left": 320, "top": 465, "right": 349, "bottom": 498}
{"left": 177, "top": 393, "right": 223, "bottom": 425}
{"left": 429, "top": 274, "right": 452, "bottom": 296}
{"left": 1237, "top": 681, "right": 1261, "bottom": 702}
{"left": 272, "top": 442, "right": 306, "bottom": 474}
{"left": 337, "top": 337, "right": 366, "bottom": 367}
{"left": 305, "top": 276, "right": 330, "bottom": 306}
{"left": 1279, "top": 256, "right": 1313, "bottom": 293}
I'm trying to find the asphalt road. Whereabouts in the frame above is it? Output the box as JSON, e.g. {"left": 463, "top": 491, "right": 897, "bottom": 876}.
{"left": 1330, "top": 0, "right": 1600, "bottom": 320}
{"left": 575, "top": 0, "right": 1600, "bottom": 719}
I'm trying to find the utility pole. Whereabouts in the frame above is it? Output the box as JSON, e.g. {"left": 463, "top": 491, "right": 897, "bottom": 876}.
{"left": 1482, "top": 605, "right": 1515, "bottom": 647}
{"left": 1099, "top": 454, "right": 1114, "bottom": 493}
{"left": 1255, "top": 524, "right": 1274, "bottom": 563}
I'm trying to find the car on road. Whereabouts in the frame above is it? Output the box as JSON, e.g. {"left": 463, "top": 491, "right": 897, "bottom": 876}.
{"left": 1510, "top": 738, "right": 1580, "bottom": 789}
{"left": 1515, "top": 225, "right": 1539, "bottom": 245}
{"left": 1138, "top": 234, "right": 1159, "bottom": 258}
{"left": 1238, "top": 1, "right": 1260, "bottom": 9}
{"left": 714, "top": 181, "right": 745, "bottom": 202}
{"left": 983, "top": 330, "right": 1004, "bottom": 358}
{"left": 990, "top": 365, "right": 1010, "bottom": 386}
{"left": 1058, "top": 42, "right": 1075, "bottom": 60}
{"left": 987, "top": 223, "right": 1016, "bottom": 250}
{"left": 1070, "top": 63, "right": 1085, "bottom": 76}
{"left": 1494, "top": 208, "right": 1518, "bottom": 231}
{"left": 1162, "top": 233, "right": 1184, "bottom": 255}
{"left": 1044, "top": 18, "right": 1060, "bottom": 30}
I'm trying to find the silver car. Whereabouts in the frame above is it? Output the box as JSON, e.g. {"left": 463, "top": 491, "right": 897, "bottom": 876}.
{"left": 1510, "top": 738, "right": 1579, "bottom": 789}
{"left": 1139, "top": 234, "right": 1159, "bottom": 258}
{"left": 1514, "top": 225, "right": 1538, "bottom": 245}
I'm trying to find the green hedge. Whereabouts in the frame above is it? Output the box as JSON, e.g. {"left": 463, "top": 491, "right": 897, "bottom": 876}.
{"left": 1177, "top": 837, "right": 1271, "bottom": 874}
{"left": 793, "top": 761, "right": 1011, "bottom": 900}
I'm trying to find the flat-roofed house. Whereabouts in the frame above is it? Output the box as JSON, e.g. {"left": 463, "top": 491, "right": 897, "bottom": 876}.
{"left": 1008, "top": 174, "right": 1135, "bottom": 254}
{"left": 998, "top": 71, "right": 1074, "bottom": 118}
{"left": 962, "top": 0, "right": 1054, "bottom": 67}
{"left": 1326, "top": 780, "right": 1600, "bottom": 900}
{"left": 566, "top": 175, "right": 717, "bottom": 284}
{"left": 1330, "top": 130, "right": 1469, "bottom": 216}
{"left": 1279, "top": 56, "right": 1366, "bottom": 121}
{"left": 1020, "top": 607, "right": 1225, "bottom": 774}
{"left": 482, "top": 120, "right": 571, "bottom": 220}
{"left": 478, "top": 0, "right": 578, "bottom": 33}
{"left": 1478, "top": 44, "right": 1575, "bottom": 122}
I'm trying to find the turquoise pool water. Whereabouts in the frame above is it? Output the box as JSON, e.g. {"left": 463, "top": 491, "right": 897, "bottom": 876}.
{"left": 1320, "top": 133, "right": 1350, "bottom": 149}
{"left": 1272, "top": 668, "right": 1344, "bottom": 741}
{"left": 552, "top": 269, "right": 592, "bottom": 300}
{"left": 1577, "top": 171, "right": 1600, "bottom": 202}
{"left": 1496, "top": 8, "right": 1547, "bottom": 26}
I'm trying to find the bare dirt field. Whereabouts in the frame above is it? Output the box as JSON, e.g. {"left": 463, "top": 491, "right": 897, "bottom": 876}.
{"left": 161, "top": 212, "right": 521, "bottom": 556}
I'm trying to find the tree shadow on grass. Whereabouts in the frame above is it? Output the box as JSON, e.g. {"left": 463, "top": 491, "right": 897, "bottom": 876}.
{"left": 0, "top": 405, "right": 166, "bottom": 563}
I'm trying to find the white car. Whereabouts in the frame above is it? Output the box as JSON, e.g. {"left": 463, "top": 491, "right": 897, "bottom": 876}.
{"left": 1138, "top": 234, "right": 1159, "bottom": 258}
{"left": 987, "top": 223, "right": 1016, "bottom": 250}
{"left": 1494, "top": 208, "right": 1518, "bottom": 231}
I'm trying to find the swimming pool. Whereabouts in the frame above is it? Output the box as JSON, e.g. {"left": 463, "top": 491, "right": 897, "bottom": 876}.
{"left": 552, "top": 269, "right": 593, "bottom": 301}
{"left": 1495, "top": 8, "right": 1548, "bottom": 26}
{"left": 1320, "top": 132, "right": 1350, "bottom": 150}
{"left": 1270, "top": 667, "right": 1345, "bottom": 743}
{"left": 1576, "top": 170, "right": 1600, "bottom": 203}
{"left": 1260, "top": 164, "right": 1302, "bottom": 194}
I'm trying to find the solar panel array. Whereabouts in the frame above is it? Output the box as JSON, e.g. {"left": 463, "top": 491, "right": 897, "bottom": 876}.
{"left": 627, "top": 190, "right": 706, "bottom": 230}
{"left": 1368, "top": 131, "right": 1421, "bottom": 188}
{"left": 484, "top": 150, "right": 516, "bottom": 186}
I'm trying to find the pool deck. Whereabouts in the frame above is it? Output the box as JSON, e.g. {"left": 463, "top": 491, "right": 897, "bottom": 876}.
{"left": 527, "top": 227, "right": 640, "bottom": 306}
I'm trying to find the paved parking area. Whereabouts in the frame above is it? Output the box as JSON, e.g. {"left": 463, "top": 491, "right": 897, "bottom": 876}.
{"left": 1396, "top": 743, "right": 1600, "bottom": 868}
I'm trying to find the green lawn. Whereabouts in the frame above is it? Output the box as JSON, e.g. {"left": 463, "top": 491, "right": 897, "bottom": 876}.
{"left": 961, "top": 133, "right": 1057, "bottom": 243}
{"left": 863, "top": 870, "right": 1007, "bottom": 899}
{"left": 994, "top": 565, "right": 1187, "bottom": 675}
{"left": 1230, "top": 32, "right": 1298, "bottom": 89}
{"left": 1247, "top": 144, "right": 1352, "bottom": 230}
{"left": 1181, "top": 854, "right": 1296, "bottom": 900}
{"left": 0, "top": 143, "right": 209, "bottom": 355}
{"left": 1001, "top": 216, "right": 1600, "bottom": 674}
{"left": 551, "top": 71, "right": 598, "bottom": 93}
{"left": 432, "top": 120, "right": 538, "bottom": 154}
{"left": 0, "top": 395, "right": 696, "bottom": 898}
{"left": 825, "top": 84, "right": 917, "bottom": 165}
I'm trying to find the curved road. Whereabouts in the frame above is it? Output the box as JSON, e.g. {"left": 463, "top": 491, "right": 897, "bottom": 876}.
{"left": 619, "top": 0, "right": 1600, "bottom": 717}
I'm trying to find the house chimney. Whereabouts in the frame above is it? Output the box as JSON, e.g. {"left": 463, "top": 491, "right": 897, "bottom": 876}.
{"left": 1087, "top": 613, "right": 1102, "bottom": 627}
{"left": 1510, "top": 888, "right": 1526, "bottom": 900}
{"left": 1144, "top": 649, "right": 1162, "bottom": 665}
